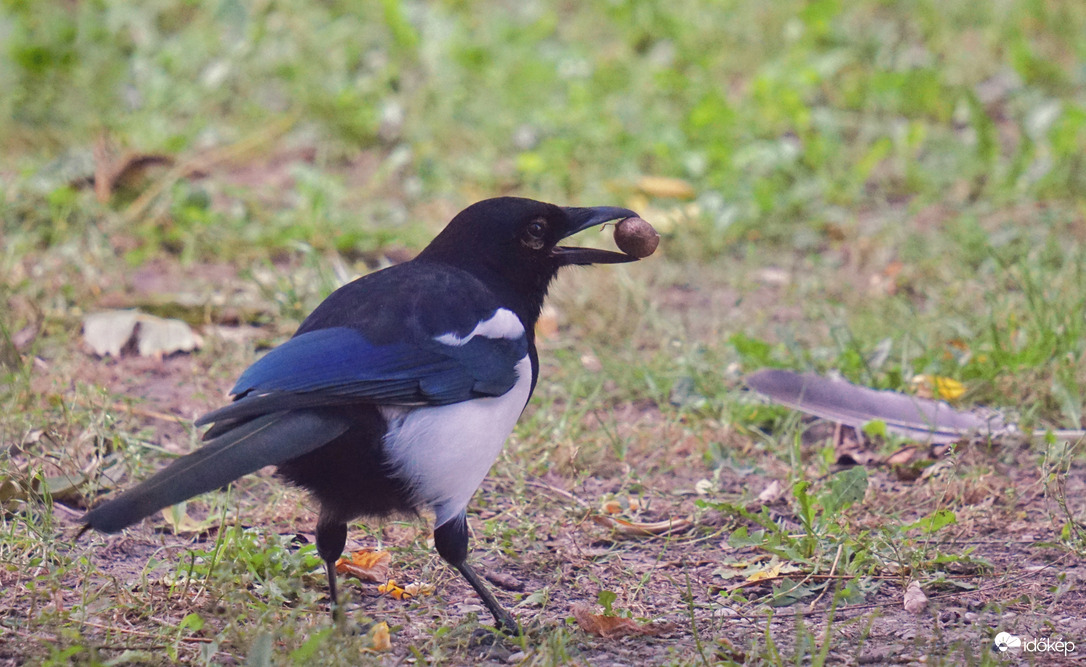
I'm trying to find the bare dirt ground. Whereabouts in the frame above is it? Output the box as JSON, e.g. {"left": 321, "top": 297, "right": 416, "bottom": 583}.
{"left": 4, "top": 265, "right": 1084, "bottom": 666}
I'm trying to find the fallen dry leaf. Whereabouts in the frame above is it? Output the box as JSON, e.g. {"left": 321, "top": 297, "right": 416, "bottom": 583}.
{"left": 602, "top": 500, "right": 624, "bottom": 514}
{"left": 756, "top": 480, "right": 785, "bottom": 504}
{"left": 83, "top": 310, "right": 202, "bottom": 358}
{"left": 742, "top": 559, "right": 802, "bottom": 584}
{"left": 335, "top": 549, "right": 391, "bottom": 582}
{"left": 886, "top": 445, "right": 936, "bottom": 481}
{"left": 402, "top": 581, "right": 435, "bottom": 598}
{"left": 366, "top": 621, "right": 391, "bottom": 652}
{"left": 715, "top": 636, "right": 747, "bottom": 663}
{"left": 160, "top": 503, "right": 222, "bottom": 535}
{"left": 11, "top": 321, "right": 41, "bottom": 352}
{"left": 834, "top": 433, "right": 880, "bottom": 467}
{"left": 93, "top": 134, "right": 175, "bottom": 202}
{"left": 378, "top": 580, "right": 405, "bottom": 599}
{"left": 571, "top": 604, "right": 671, "bottom": 639}
{"left": 592, "top": 515, "right": 693, "bottom": 537}
{"left": 885, "top": 446, "right": 921, "bottom": 466}
{"left": 580, "top": 352, "right": 603, "bottom": 373}
{"left": 745, "top": 560, "right": 784, "bottom": 583}
{"left": 378, "top": 579, "right": 434, "bottom": 600}
{"left": 484, "top": 570, "right": 524, "bottom": 592}
{"left": 911, "top": 374, "right": 965, "bottom": 401}
{"left": 903, "top": 580, "right": 927, "bottom": 614}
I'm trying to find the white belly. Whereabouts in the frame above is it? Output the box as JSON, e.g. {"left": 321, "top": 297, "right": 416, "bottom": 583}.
{"left": 380, "top": 355, "right": 532, "bottom": 527}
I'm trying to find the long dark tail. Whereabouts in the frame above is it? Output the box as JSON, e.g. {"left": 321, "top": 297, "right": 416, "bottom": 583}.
{"left": 82, "top": 410, "right": 350, "bottom": 533}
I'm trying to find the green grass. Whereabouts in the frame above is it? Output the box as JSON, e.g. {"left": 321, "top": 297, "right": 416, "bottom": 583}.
{"left": 2, "top": 0, "right": 1086, "bottom": 664}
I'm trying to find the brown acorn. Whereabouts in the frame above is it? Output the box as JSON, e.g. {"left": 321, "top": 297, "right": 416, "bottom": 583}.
{"left": 614, "top": 217, "right": 660, "bottom": 258}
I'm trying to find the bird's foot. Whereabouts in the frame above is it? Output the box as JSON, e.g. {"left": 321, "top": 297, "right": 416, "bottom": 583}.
{"left": 486, "top": 610, "right": 522, "bottom": 638}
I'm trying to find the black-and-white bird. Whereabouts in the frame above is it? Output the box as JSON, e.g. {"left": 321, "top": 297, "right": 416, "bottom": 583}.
{"left": 81, "top": 197, "right": 644, "bottom": 634}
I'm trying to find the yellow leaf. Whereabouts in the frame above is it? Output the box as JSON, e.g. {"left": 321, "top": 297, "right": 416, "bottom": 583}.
{"left": 378, "top": 580, "right": 406, "bottom": 599}
{"left": 719, "top": 556, "right": 769, "bottom": 569}
{"left": 402, "top": 581, "right": 434, "bottom": 597}
{"left": 378, "top": 579, "right": 431, "bottom": 600}
{"left": 745, "top": 560, "right": 784, "bottom": 583}
{"left": 367, "top": 621, "right": 391, "bottom": 652}
{"left": 911, "top": 374, "right": 965, "bottom": 400}
{"left": 335, "top": 548, "right": 391, "bottom": 582}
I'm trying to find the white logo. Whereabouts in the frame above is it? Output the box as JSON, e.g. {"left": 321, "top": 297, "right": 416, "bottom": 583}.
{"left": 993, "top": 632, "right": 1075, "bottom": 656}
{"left": 994, "top": 632, "right": 1021, "bottom": 652}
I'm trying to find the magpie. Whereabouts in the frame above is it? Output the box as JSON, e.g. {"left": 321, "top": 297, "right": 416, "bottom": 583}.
{"left": 80, "top": 197, "right": 643, "bottom": 634}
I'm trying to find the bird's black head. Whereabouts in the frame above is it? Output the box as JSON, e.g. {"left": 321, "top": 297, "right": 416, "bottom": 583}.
{"left": 417, "top": 197, "right": 639, "bottom": 324}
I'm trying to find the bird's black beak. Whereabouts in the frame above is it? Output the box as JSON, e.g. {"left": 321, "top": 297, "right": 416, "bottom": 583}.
{"left": 554, "top": 205, "right": 640, "bottom": 266}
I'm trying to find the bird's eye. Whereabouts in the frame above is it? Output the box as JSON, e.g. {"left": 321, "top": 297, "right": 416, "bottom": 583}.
{"left": 521, "top": 219, "right": 547, "bottom": 250}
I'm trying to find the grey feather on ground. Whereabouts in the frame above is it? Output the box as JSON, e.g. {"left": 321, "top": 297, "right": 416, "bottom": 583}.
{"left": 744, "top": 369, "right": 1006, "bottom": 444}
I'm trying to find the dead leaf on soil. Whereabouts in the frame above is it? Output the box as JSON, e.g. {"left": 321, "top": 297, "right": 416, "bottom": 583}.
{"left": 833, "top": 432, "right": 880, "bottom": 466}
{"left": 592, "top": 515, "right": 693, "bottom": 537}
{"left": 886, "top": 445, "right": 939, "bottom": 481}
{"left": 580, "top": 352, "right": 603, "bottom": 373}
{"left": 484, "top": 570, "right": 524, "bottom": 591}
{"left": 160, "top": 503, "right": 222, "bottom": 535}
{"left": 744, "top": 560, "right": 800, "bottom": 583}
{"left": 335, "top": 548, "right": 391, "bottom": 582}
{"left": 910, "top": 374, "right": 965, "bottom": 401}
{"left": 0, "top": 476, "right": 25, "bottom": 511}
{"left": 903, "top": 581, "right": 928, "bottom": 614}
{"left": 714, "top": 558, "right": 802, "bottom": 585}
{"left": 11, "top": 321, "right": 41, "bottom": 353}
{"left": 715, "top": 637, "right": 747, "bottom": 663}
{"left": 3, "top": 467, "right": 105, "bottom": 508}
{"left": 366, "top": 621, "right": 391, "bottom": 652}
{"left": 756, "top": 480, "right": 786, "bottom": 504}
{"left": 602, "top": 500, "right": 624, "bottom": 514}
{"left": 571, "top": 604, "right": 672, "bottom": 639}
{"left": 95, "top": 150, "right": 175, "bottom": 203}
{"left": 885, "top": 446, "right": 921, "bottom": 466}
{"left": 83, "top": 310, "right": 203, "bottom": 358}
{"left": 378, "top": 579, "right": 434, "bottom": 600}
{"left": 34, "top": 472, "right": 89, "bottom": 503}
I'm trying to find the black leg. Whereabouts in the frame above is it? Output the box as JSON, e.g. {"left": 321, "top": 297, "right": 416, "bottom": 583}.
{"left": 324, "top": 559, "right": 341, "bottom": 624}
{"left": 434, "top": 517, "right": 520, "bottom": 636}
{"left": 316, "top": 518, "right": 348, "bottom": 625}
{"left": 455, "top": 561, "right": 519, "bottom": 635}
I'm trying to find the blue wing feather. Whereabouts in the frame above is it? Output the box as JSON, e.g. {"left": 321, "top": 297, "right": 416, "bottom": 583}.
{"left": 196, "top": 327, "right": 526, "bottom": 428}
{"left": 232, "top": 328, "right": 453, "bottom": 397}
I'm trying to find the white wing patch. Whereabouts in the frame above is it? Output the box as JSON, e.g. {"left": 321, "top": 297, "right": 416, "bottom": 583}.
{"left": 380, "top": 355, "right": 532, "bottom": 526}
{"left": 434, "top": 308, "right": 524, "bottom": 347}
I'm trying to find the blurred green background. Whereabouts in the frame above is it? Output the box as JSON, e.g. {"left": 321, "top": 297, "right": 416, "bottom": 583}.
{"left": 5, "top": 0, "right": 1083, "bottom": 254}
